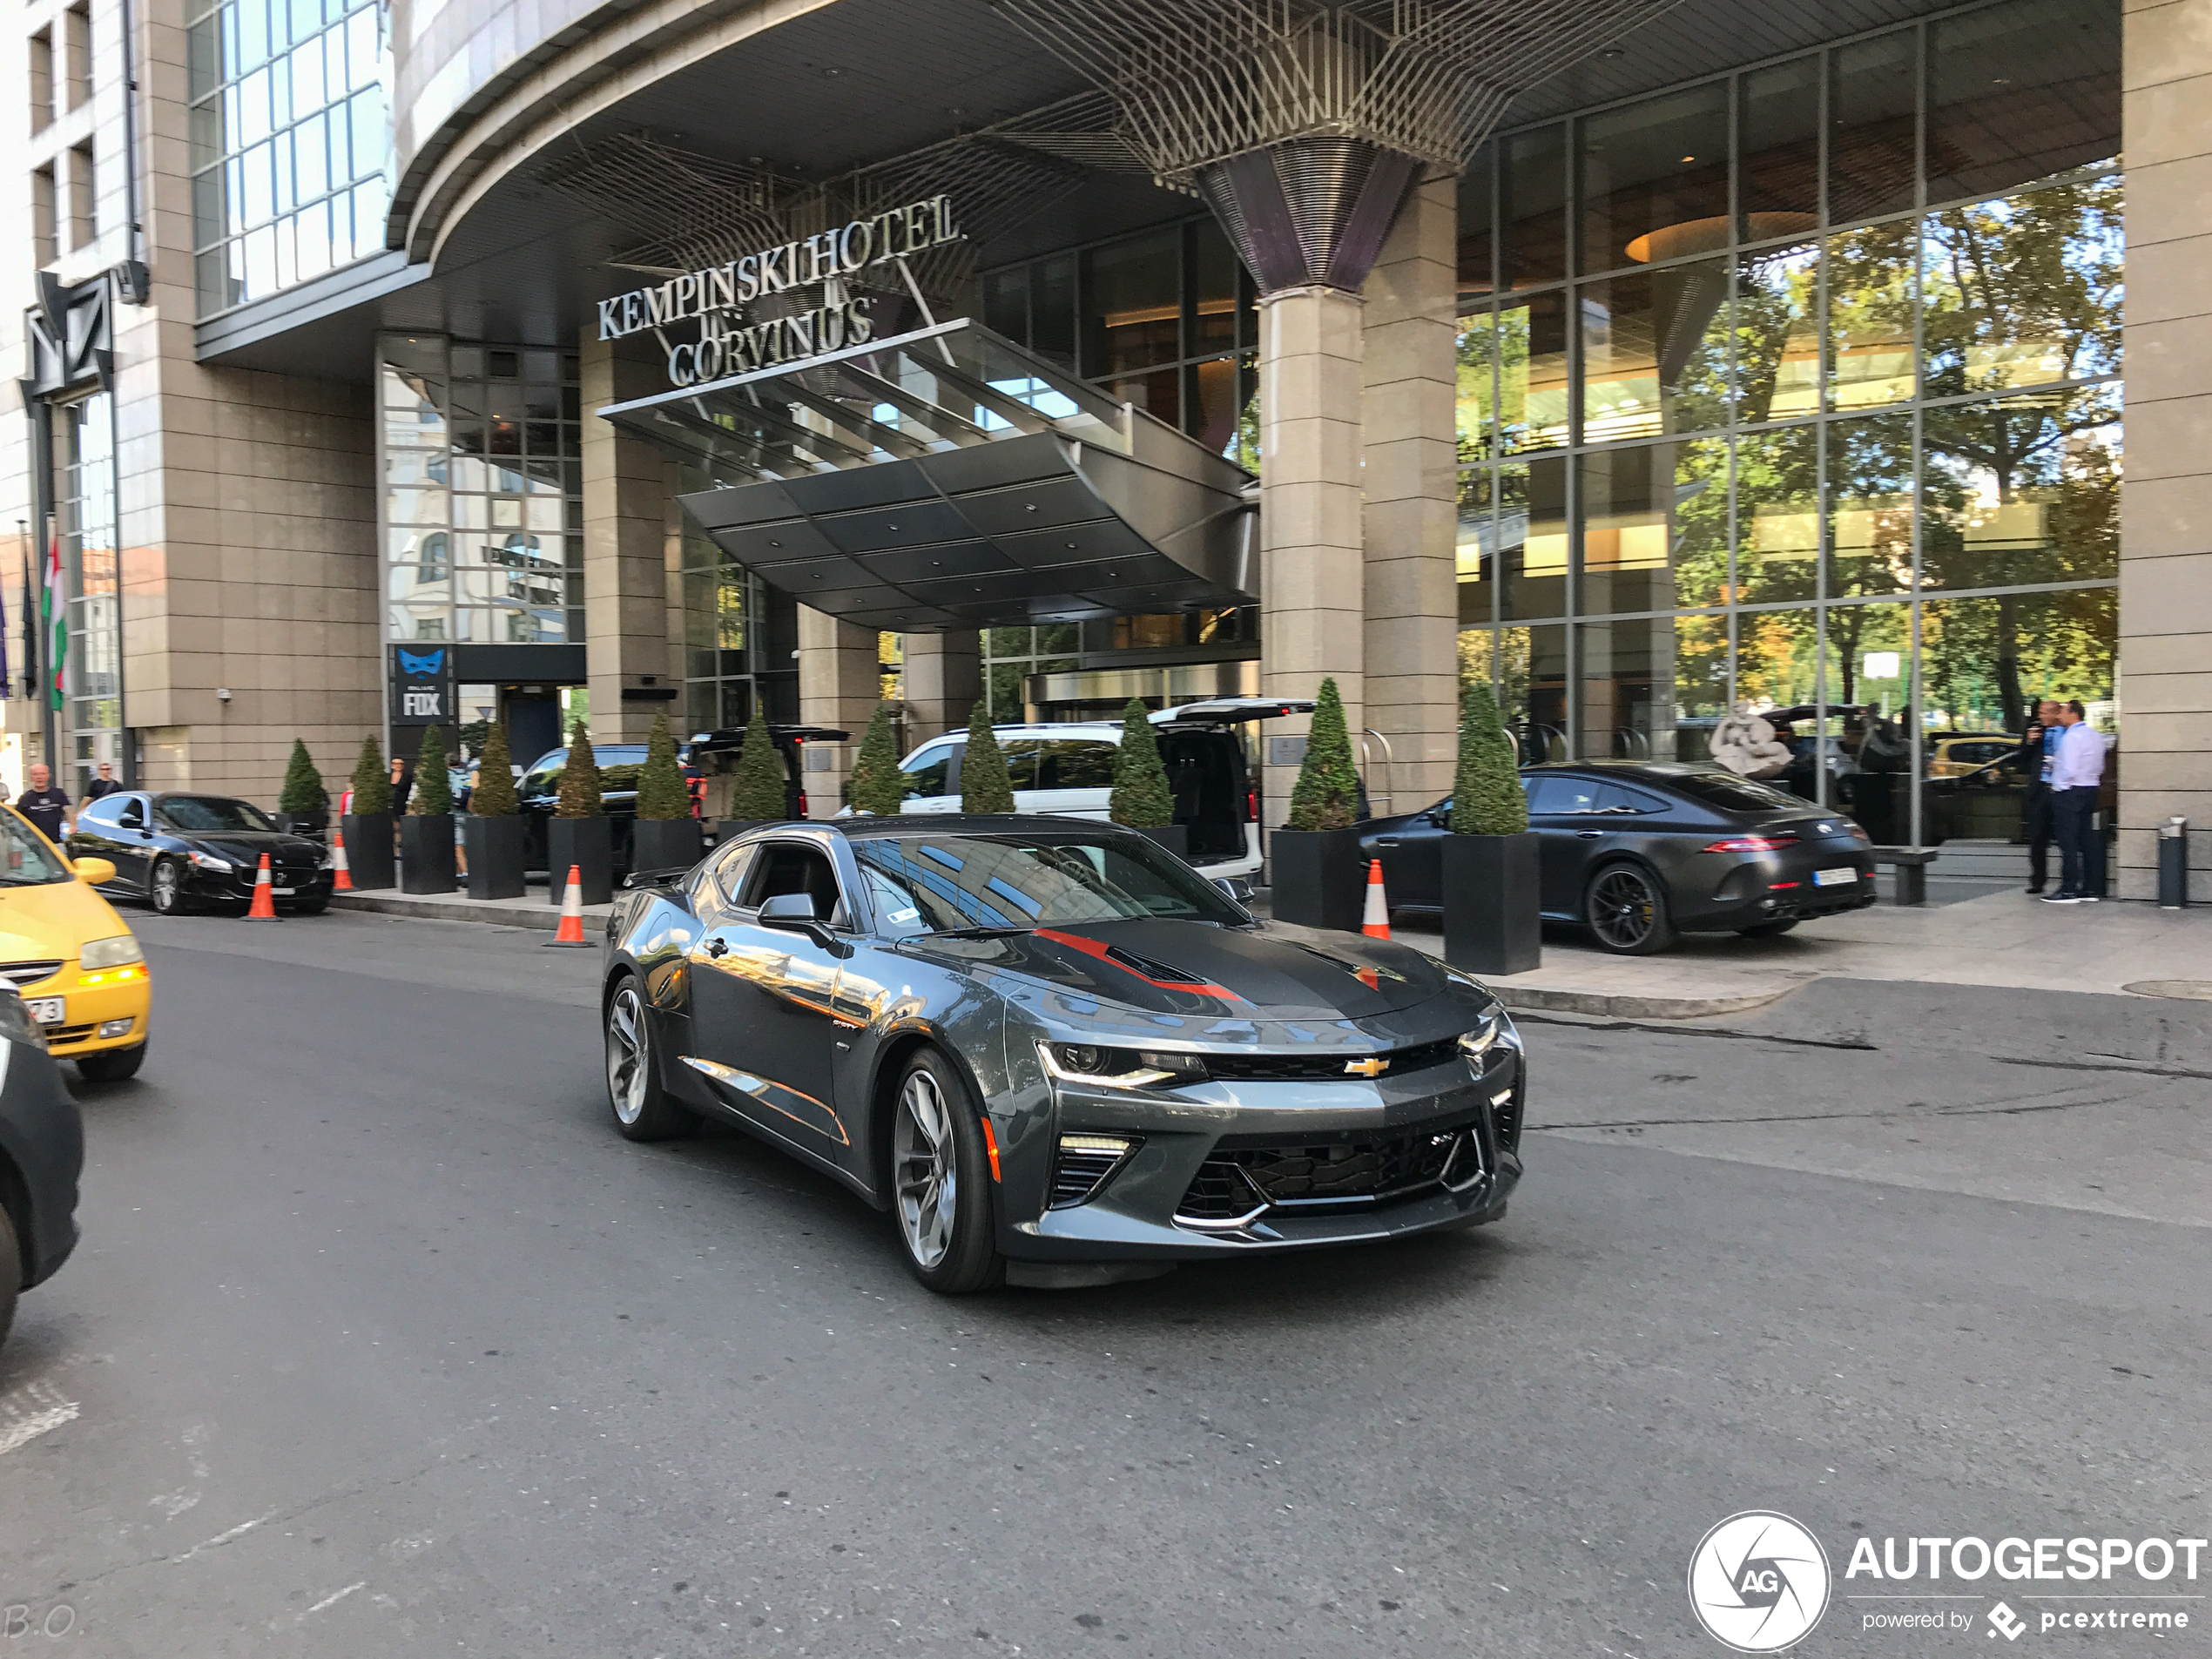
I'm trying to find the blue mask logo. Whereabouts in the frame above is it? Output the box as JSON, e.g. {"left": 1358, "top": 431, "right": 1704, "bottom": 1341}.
{"left": 398, "top": 648, "right": 445, "bottom": 677}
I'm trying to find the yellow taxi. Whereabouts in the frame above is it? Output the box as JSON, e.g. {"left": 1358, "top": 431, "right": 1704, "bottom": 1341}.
{"left": 0, "top": 804, "right": 150, "bottom": 1080}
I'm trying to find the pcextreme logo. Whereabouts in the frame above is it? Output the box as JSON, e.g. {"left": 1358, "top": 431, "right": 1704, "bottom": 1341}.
{"left": 1688, "top": 1511, "right": 1833, "bottom": 1652}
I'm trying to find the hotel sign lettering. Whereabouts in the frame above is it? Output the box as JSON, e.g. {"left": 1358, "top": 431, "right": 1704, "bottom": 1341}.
{"left": 594, "top": 194, "right": 963, "bottom": 388}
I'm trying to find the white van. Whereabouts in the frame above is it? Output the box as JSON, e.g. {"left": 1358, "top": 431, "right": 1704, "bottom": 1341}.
{"left": 887, "top": 699, "right": 1312, "bottom": 880}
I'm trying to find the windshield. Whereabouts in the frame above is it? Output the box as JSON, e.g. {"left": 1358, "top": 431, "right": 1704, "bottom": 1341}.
{"left": 158, "top": 796, "right": 277, "bottom": 833}
{"left": 0, "top": 809, "right": 74, "bottom": 886}
{"left": 852, "top": 833, "right": 1246, "bottom": 939}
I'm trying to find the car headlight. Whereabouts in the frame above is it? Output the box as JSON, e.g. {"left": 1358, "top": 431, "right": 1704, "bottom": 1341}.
{"left": 80, "top": 934, "right": 145, "bottom": 971}
{"left": 188, "top": 849, "right": 233, "bottom": 873}
{"left": 1038, "top": 1041, "right": 1206, "bottom": 1089}
{"left": 1458, "top": 1006, "right": 1511, "bottom": 1059}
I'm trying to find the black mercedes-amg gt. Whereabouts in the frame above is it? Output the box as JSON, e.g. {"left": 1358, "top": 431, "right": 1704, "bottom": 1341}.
{"left": 600, "top": 817, "right": 1524, "bottom": 1292}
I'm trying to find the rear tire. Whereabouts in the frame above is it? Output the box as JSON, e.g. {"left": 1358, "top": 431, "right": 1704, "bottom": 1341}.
{"left": 889, "top": 1048, "right": 1002, "bottom": 1294}
{"left": 77, "top": 1041, "right": 147, "bottom": 1082}
{"left": 0, "top": 1202, "right": 19, "bottom": 1352}
{"left": 604, "top": 975, "right": 695, "bottom": 1142}
{"left": 1736, "top": 919, "right": 1798, "bottom": 939}
{"left": 1585, "top": 862, "right": 1677, "bottom": 955}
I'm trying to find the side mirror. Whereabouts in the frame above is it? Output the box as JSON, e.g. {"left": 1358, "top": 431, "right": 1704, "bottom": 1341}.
{"left": 1212, "top": 875, "right": 1254, "bottom": 903}
{"left": 71, "top": 857, "right": 116, "bottom": 886}
{"left": 759, "top": 890, "right": 849, "bottom": 955}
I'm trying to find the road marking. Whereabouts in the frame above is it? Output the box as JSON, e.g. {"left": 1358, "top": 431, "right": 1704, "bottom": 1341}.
{"left": 172, "top": 1508, "right": 279, "bottom": 1562}
{"left": 307, "top": 1581, "right": 365, "bottom": 1615}
{"left": 0, "top": 1379, "right": 79, "bottom": 1455}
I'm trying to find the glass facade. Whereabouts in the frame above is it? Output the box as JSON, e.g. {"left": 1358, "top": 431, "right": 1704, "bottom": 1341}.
{"left": 679, "top": 499, "right": 798, "bottom": 734}
{"left": 57, "top": 394, "right": 124, "bottom": 789}
{"left": 379, "top": 338, "right": 584, "bottom": 646}
{"left": 188, "top": 0, "right": 388, "bottom": 316}
{"left": 1453, "top": 0, "right": 2121, "bottom": 837}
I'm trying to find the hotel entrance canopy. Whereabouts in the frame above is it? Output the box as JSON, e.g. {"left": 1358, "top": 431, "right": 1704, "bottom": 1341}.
{"left": 599, "top": 320, "right": 1258, "bottom": 633}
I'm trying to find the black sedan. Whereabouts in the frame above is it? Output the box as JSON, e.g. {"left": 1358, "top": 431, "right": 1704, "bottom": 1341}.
{"left": 1359, "top": 761, "right": 1877, "bottom": 954}
{"left": 68, "top": 792, "right": 333, "bottom": 915}
{"left": 0, "top": 988, "right": 83, "bottom": 1349}
{"left": 600, "top": 816, "right": 1523, "bottom": 1292}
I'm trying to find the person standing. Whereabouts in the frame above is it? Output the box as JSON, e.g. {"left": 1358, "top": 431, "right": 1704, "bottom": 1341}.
{"left": 84, "top": 759, "right": 122, "bottom": 800}
{"left": 2018, "top": 698, "right": 2062, "bottom": 894}
{"left": 15, "top": 762, "right": 72, "bottom": 845}
{"left": 2042, "top": 700, "right": 2107, "bottom": 904}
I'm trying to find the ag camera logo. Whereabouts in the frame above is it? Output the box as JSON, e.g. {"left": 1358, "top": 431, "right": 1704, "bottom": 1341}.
{"left": 1689, "top": 1511, "right": 1832, "bottom": 1651}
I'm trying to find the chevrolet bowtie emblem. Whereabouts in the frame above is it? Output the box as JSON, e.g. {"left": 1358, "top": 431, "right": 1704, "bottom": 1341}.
{"left": 1345, "top": 1056, "right": 1390, "bottom": 1077}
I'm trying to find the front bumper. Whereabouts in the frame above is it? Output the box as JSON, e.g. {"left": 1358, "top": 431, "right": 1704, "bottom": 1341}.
{"left": 15, "top": 961, "right": 152, "bottom": 1057}
{"left": 186, "top": 866, "right": 334, "bottom": 906}
{"left": 1000, "top": 1043, "right": 1524, "bottom": 1263}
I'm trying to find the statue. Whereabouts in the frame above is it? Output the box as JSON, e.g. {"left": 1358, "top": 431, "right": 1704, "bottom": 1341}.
{"left": 1710, "top": 702, "right": 1793, "bottom": 779}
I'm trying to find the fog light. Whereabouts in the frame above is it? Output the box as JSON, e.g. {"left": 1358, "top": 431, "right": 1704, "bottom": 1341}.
{"left": 1049, "top": 1133, "right": 1139, "bottom": 1207}
{"left": 98, "top": 1017, "right": 135, "bottom": 1038}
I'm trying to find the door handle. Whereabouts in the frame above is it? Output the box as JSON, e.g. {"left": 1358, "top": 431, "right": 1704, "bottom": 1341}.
{"left": 1375, "top": 838, "right": 1399, "bottom": 848}
{"left": 705, "top": 937, "right": 728, "bottom": 958}
{"left": 1577, "top": 829, "right": 1605, "bottom": 839}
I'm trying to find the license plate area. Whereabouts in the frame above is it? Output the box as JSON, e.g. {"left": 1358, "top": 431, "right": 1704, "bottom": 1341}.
{"left": 24, "top": 996, "right": 64, "bottom": 1025}
{"left": 1813, "top": 866, "right": 1858, "bottom": 887}
{"left": 273, "top": 887, "right": 295, "bottom": 896}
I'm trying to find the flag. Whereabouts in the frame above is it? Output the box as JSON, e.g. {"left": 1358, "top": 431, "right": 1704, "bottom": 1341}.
{"left": 42, "top": 525, "right": 64, "bottom": 713}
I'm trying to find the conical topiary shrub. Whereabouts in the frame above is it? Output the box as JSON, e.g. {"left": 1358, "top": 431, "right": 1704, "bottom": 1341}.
{"left": 1451, "top": 679, "right": 1527, "bottom": 835}
{"left": 278, "top": 739, "right": 327, "bottom": 815}
{"left": 728, "top": 717, "right": 787, "bottom": 821}
{"left": 556, "top": 721, "right": 602, "bottom": 817}
{"left": 848, "top": 701, "right": 904, "bottom": 816}
{"left": 408, "top": 725, "right": 453, "bottom": 815}
{"left": 471, "top": 720, "right": 517, "bottom": 815}
{"left": 1285, "top": 677, "right": 1359, "bottom": 830}
{"left": 1109, "top": 698, "right": 1173, "bottom": 827}
{"left": 351, "top": 734, "right": 392, "bottom": 814}
{"left": 959, "top": 703, "right": 1015, "bottom": 814}
{"left": 636, "top": 711, "right": 690, "bottom": 819}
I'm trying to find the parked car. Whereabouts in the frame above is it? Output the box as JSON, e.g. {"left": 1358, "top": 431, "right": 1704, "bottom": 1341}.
{"left": 599, "top": 815, "right": 1522, "bottom": 1291}
{"left": 0, "top": 988, "right": 84, "bottom": 1349}
{"left": 3, "top": 803, "right": 152, "bottom": 1078}
{"left": 1925, "top": 733, "right": 2022, "bottom": 779}
{"left": 68, "top": 792, "right": 332, "bottom": 920}
{"left": 1358, "top": 761, "right": 1878, "bottom": 954}
{"left": 517, "top": 725, "right": 847, "bottom": 875}
{"left": 885, "top": 699, "right": 1312, "bottom": 880}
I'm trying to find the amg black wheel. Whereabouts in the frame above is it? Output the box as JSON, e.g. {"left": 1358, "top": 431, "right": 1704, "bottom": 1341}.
{"left": 77, "top": 1041, "right": 147, "bottom": 1082}
{"left": 149, "top": 857, "right": 188, "bottom": 915}
{"left": 1586, "top": 863, "right": 1676, "bottom": 955}
{"left": 604, "top": 976, "right": 695, "bottom": 1142}
{"left": 889, "top": 1048, "right": 1002, "bottom": 1294}
{"left": 1736, "top": 919, "right": 1798, "bottom": 939}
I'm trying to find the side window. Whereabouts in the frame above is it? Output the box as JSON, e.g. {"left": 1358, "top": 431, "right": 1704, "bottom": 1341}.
{"left": 1591, "top": 783, "right": 1649, "bottom": 814}
{"left": 698, "top": 841, "right": 756, "bottom": 910}
{"left": 116, "top": 798, "right": 145, "bottom": 829}
{"left": 1035, "top": 739, "right": 1116, "bottom": 791}
{"left": 78, "top": 795, "right": 119, "bottom": 826}
{"left": 742, "top": 842, "right": 847, "bottom": 927}
{"left": 899, "top": 745, "right": 954, "bottom": 801}
{"left": 1546, "top": 775, "right": 1606, "bottom": 813}
{"left": 1521, "top": 774, "right": 1569, "bottom": 814}
{"left": 995, "top": 737, "right": 1043, "bottom": 792}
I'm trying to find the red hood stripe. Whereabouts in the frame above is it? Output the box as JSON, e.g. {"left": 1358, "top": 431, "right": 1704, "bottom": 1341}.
{"left": 1034, "top": 927, "right": 1243, "bottom": 1002}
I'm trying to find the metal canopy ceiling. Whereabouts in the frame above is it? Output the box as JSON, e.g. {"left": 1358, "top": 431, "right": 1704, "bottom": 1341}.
{"left": 604, "top": 320, "right": 1257, "bottom": 632}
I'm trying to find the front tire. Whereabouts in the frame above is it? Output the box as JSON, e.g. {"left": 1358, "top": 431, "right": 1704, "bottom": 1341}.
{"left": 1585, "top": 862, "right": 1677, "bottom": 955}
{"left": 0, "top": 1203, "right": 19, "bottom": 1352}
{"left": 77, "top": 1041, "right": 147, "bottom": 1082}
{"left": 604, "top": 975, "right": 695, "bottom": 1141}
{"left": 889, "top": 1048, "right": 1002, "bottom": 1294}
{"left": 149, "top": 857, "right": 189, "bottom": 915}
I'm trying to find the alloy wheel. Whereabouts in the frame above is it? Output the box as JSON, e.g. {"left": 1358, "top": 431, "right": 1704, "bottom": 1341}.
{"left": 605, "top": 984, "right": 649, "bottom": 1125}
{"left": 1589, "top": 867, "right": 1659, "bottom": 951}
{"left": 152, "top": 861, "right": 180, "bottom": 915}
{"left": 894, "top": 1068, "right": 956, "bottom": 1271}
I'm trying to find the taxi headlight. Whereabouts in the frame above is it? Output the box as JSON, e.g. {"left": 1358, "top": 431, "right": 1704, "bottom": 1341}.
{"left": 80, "top": 934, "right": 145, "bottom": 971}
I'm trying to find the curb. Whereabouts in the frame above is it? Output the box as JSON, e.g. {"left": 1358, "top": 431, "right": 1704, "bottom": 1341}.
{"left": 1494, "top": 984, "right": 1797, "bottom": 1021}
{"left": 330, "top": 891, "right": 610, "bottom": 936}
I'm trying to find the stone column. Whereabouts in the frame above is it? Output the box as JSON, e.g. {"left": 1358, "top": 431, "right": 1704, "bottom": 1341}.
{"left": 579, "top": 334, "right": 677, "bottom": 741}
{"left": 2119, "top": 0, "right": 2212, "bottom": 898}
{"left": 1360, "top": 167, "right": 1461, "bottom": 817}
{"left": 798, "top": 606, "right": 880, "bottom": 816}
{"left": 902, "top": 630, "right": 981, "bottom": 739}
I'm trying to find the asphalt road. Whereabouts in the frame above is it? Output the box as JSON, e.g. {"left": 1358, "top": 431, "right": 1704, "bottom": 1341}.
{"left": 2, "top": 912, "right": 2206, "bottom": 1657}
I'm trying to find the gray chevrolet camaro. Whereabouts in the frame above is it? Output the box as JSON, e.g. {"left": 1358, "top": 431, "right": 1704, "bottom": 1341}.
{"left": 600, "top": 816, "right": 1525, "bottom": 1292}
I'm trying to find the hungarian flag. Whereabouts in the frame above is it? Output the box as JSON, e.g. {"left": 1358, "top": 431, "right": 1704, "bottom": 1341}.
{"left": 42, "top": 525, "right": 64, "bottom": 712}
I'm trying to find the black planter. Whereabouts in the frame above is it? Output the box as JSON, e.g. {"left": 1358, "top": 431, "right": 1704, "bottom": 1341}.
{"left": 464, "top": 814, "right": 527, "bottom": 900}
{"left": 400, "top": 814, "right": 457, "bottom": 894}
{"left": 1267, "top": 827, "right": 1368, "bottom": 932}
{"left": 548, "top": 816, "right": 614, "bottom": 907}
{"left": 341, "top": 812, "right": 394, "bottom": 890}
{"left": 1440, "top": 832, "right": 1541, "bottom": 976}
{"left": 1131, "top": 822, "right": 1189, "bottom": 861}
{"left": 713, "top": 819, "right": 771, "bottom": 847}
{"left": 273, "top": 810, "right": 327, "bottom": 837}
{"left": 631, "top": 817, "right": 705, "bottom": 875}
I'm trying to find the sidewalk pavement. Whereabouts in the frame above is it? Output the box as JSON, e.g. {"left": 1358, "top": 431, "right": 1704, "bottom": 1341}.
{"left": 328, "top": 875, "right": 2212, "bottom": 1021}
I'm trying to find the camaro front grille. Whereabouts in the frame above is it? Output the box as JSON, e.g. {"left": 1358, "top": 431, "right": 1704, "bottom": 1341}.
{"left": 1176, "top": 1115, "right": 1487, "bottom": 1225}
{"left": 1203, "top": 1036, "right": 1464, "bottom": 1082}
{"left": 0, "top": 961, "right": 64, "bottom": 988}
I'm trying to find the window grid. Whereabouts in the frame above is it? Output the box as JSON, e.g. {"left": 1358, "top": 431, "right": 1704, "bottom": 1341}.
{"left": 58, "top": 394, "right": 125, "bottom": 791}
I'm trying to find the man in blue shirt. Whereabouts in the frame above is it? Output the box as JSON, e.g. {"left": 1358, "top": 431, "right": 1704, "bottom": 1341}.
{"left": 2040, "top": 700, "right": 2107, "bottom": 904}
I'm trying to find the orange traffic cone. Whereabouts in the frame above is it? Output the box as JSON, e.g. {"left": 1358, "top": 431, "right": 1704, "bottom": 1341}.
{"left": 245, "top": 853, "right": 280, "bottom": 921}
{"left": 543, "top": 864, "right": 590, "bottom": 948}
{"left": 1361, "top": 858, "right": 1391, "bottom": 940}
{"left": 330, "top": 828, "right": 354, "bottom": 893}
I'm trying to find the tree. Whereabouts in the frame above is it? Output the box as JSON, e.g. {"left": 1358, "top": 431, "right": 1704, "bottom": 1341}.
{"left": 727, "top": 718, "right": 787, "bottom": 821}
{"left": 1451, "top": 681, "right": 1527, "bottom": 835}
{"left": 555, "top": 722, "right": 603, "bottom": 818}
{"left": 848, "top": 702, "right": 905, "bottom": 816}
{"left": 472, "top": 721, "right": 517, "bottom": 816}
{"left": 350, "top": 735, "right": 391, "bottom": 815}
{"left": 1285, "top": 678, "right": 1359, "bottom": 831}
{"left": 278, "top": 739, "right": 326, "bottom": 814}
{"left": 408, "top": 725, "right": 453, "bottom": 816}
{"left": 636, "top": 711, "right": 690, "bottom": 819}
{"left": 959, "top": 703, "right": 1015, "bottom": 814}
{"left": 1108, "top": 698, "right": 1173, "bottom": 827}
